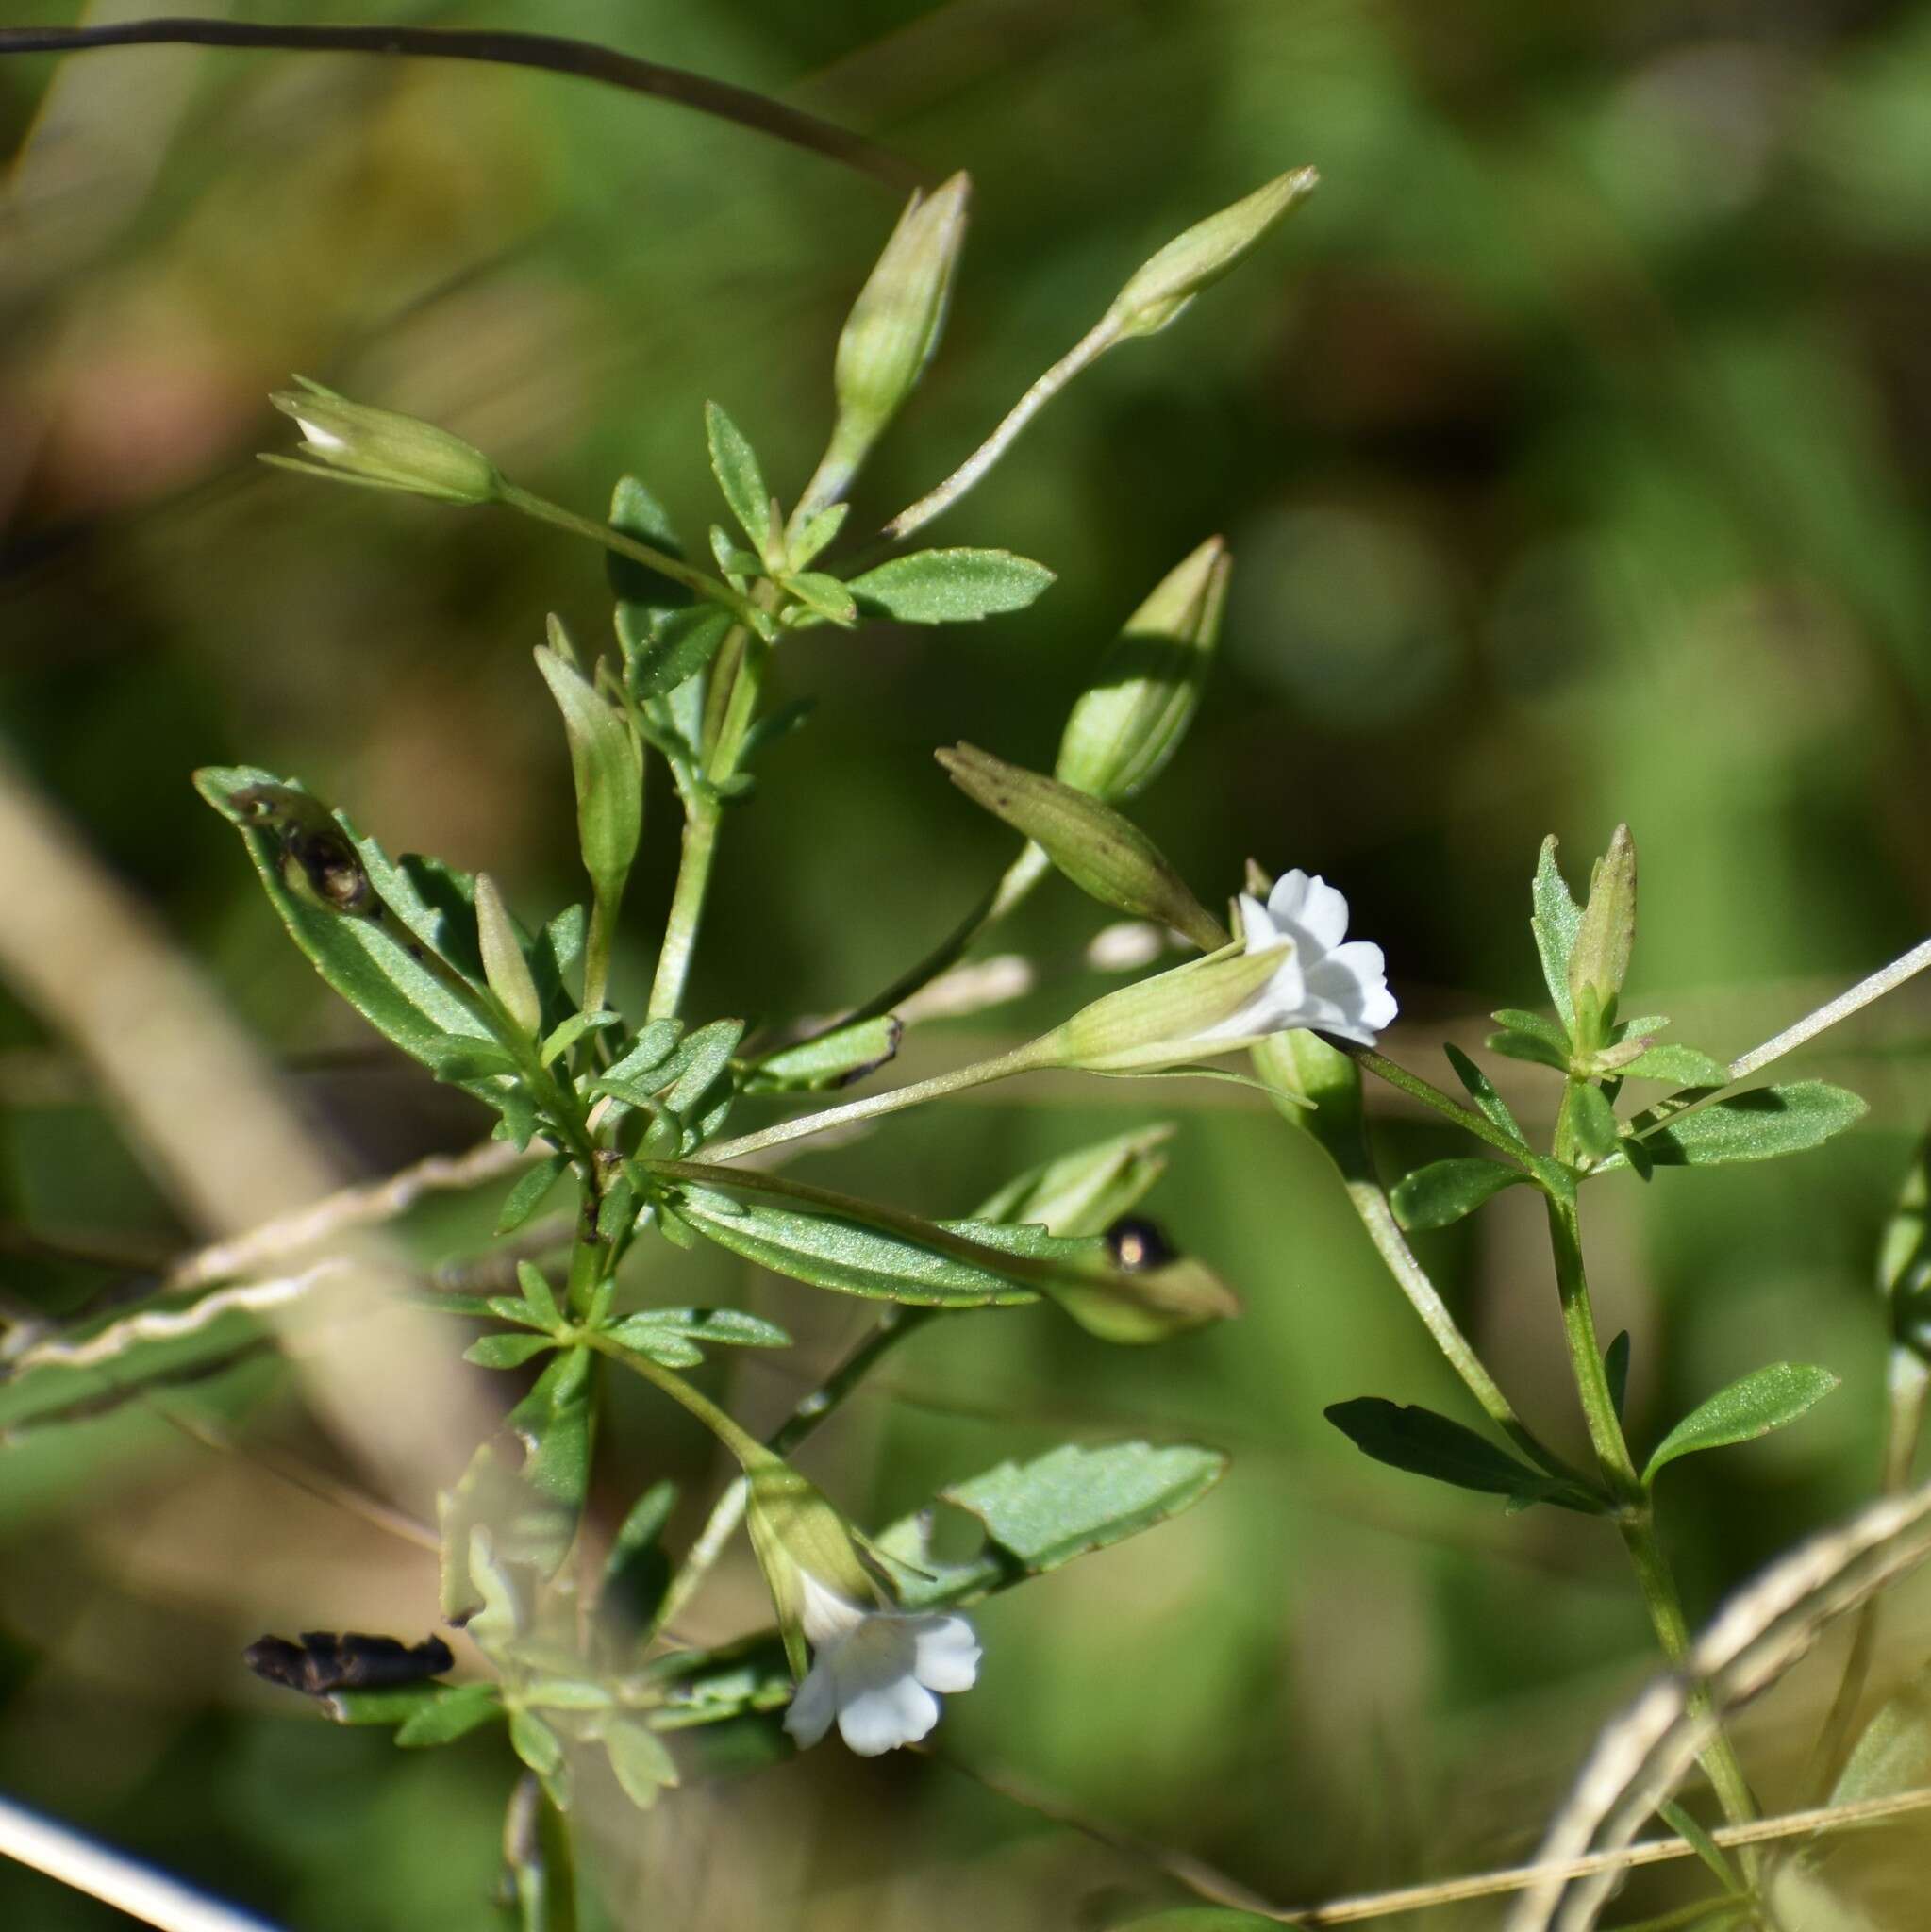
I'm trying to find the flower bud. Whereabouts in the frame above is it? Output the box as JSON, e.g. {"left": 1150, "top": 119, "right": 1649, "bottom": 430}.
{"left": 266, "top": 378, "right": 502, "bottom": 505}
{"left": 1030, "top": 941, "right": 1293, "bottom": 1074}
{"left": 742, "top": 1457, "right": 877, "bottom": 1680}
{"left": 1055, "top": 536, "right": 1229, "bottom": 801}
{"left": 474, "top": 873, "right": 542, "bottom": 1041}
{"left": 824, "top": 173, "right": 971, "bottom": 483}
{"left": 1106, "top": 168, "right": 1317, "bottom": 339}
{"left": 937, "top": 744, "right": 1225, "bottom": 951}
{"left": 1568, "top": 824, "right": 1637, "bottom": 1053}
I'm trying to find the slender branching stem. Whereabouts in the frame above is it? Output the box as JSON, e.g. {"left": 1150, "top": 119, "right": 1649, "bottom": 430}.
{"left": 1351, "top": 1047, "right": 1537, "bottom": 1164}
{"left": 884, "top": 318, "right": 1119, "bottom": 539}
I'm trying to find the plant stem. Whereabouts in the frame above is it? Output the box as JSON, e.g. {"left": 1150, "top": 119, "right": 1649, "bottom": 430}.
{"left": 1546, "top": 1192, "right": 1761, "bottom": 1843}
{"left": 697, "top": 1042, "right": 1045, "bottom": 1164}
{"left": 498, "top": 482, "right": 766, "bottom": 629}
{"left": 884, "top": 318, "right": 1119, "bottom": 539}
{"left": 652, "top": 1306, "right": 937, "bottom": 1635}
{"left": 649, "top": 804, "right": 719, "bottom": 1020}
{"left": 1351, "top": 1047, "right": 1539, "bottom": 1165}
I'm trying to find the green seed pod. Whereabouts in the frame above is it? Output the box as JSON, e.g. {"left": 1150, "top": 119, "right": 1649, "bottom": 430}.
{"left": 1106, "top": 169, "right": 1318, "bottom": 340}
{"left": 474, "top": 874, "right": 542, "bottom": 1041}
{"left": 266, "top": 378, "right": 502, "bottom": 505}
{"left": 1032, "top": 941, "right": 1290, "bottom": 1074}
{"left": 1056, "top": 536, "right": 1228, "bottom": 802}
{"left": 938, "top": 744, "right": 1225, "bottom": 950}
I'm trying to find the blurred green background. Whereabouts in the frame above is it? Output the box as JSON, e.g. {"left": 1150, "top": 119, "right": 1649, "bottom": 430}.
{"left": 3, "top": 1, "right": 1930, "bottom": 1926}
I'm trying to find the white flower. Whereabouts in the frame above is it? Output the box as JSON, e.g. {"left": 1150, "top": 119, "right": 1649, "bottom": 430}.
{"left": 1225, "top": 868, "right": 1397, "bottom": 1048}
{"left": 294, "top": 416, "right": 348, "bottom": 453}
{"left": 782, "top": 1572, "right": 980, "bottom": 1757}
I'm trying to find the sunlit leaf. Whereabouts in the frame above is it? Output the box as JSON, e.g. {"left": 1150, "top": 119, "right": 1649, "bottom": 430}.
{"left": 1391, "top": 1158, "right": 1526, "bottom": 1231}
{"left": 1643, "top": 1363, "right": 1840, "bottom": 1482}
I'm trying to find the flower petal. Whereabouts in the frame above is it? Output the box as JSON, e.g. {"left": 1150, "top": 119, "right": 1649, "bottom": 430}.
{"left": 1268, "top": 870, "right": 1350, "bottom": 953}
{"left": 837, "top": 1673, "right": 941, "bottom": 1756}
{"left": 910, "top": 1615, "right": 981, "bottom": 1694}
{"left": 796, "top": 1570, "right": 868, "bottom": 1647}
{"left": 783, "top": 1660, "right": 839, "bottom": 1748}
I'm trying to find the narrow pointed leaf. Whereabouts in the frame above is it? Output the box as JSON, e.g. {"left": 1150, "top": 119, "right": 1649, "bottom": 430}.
{"left": 1327, "top": 1398, "right": 1602, "bottom": 1512}
{"left": 1442, "top": 1043, "right": 1523, "bottom": 1141}
{"left": 1530, "top": 838, "right": 1583, "bottom": 1034}
{"left": 1619, "top": 1044, "right": 1731, "bottom": 1087}
{"left": 705, "top": 402, "right": 771, "bottom": 553}
{"left": 845, "top": 548, "right": 1054, "bottom": 624}
{"left": 1391, "top": 1158, "right": 1527, "bottom": 1231}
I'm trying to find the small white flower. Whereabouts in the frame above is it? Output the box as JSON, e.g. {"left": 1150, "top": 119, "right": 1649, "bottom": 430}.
{"left": 1227, "top": 868, "right": 1397, "bottom": 1048}
{"left": 782, "top": 1572, "right": 980, "bottom": 1757}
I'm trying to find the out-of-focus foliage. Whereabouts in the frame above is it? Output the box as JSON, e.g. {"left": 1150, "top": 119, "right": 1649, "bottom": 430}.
{"left": 3, "top": 1, "right": 1930, "bottom": 1927}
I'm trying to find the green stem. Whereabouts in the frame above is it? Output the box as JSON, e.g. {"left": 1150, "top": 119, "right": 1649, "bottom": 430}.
{"left": 648, "top": 805, "right": 718, "bottom": 1020}
{"left": 1546, "top": 1193, "right": 1760, "bottom": 1842}
{"left": 584, "top": 1328, "right": 766, "bottom": 1466}
{"left": 1352, "top": 1048, "right": 1538, "bottom": 1165}
{"left": 697, "top": 1041, "right": 1045, "bottom": 1164}
{"left": 498, "top": 482, "right": 765, "bottom": 630}
{"left": 652, "top": 1306, "right": 937, "bottom": 1636}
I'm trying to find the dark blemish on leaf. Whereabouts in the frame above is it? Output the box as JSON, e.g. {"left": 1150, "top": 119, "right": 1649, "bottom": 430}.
{"left": 244, "top": 1630, "right": 455, "bottom": 1696}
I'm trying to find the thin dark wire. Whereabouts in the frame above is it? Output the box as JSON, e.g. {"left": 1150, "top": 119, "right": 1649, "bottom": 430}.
{"left": 0, "top": 19, "right": 929, "bottom": 192}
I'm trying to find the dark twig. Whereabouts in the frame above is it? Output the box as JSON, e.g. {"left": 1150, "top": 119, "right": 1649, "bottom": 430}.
{"left": 0, "top": 19, "right": 928, "bottom": 191}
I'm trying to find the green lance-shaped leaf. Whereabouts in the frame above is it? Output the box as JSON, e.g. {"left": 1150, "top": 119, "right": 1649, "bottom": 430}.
{"left": 1616, "top": 1043, "right": 1731, "bottom": 1087}
{"left": 474, "top": 874, "right": 543, "bottom": 1041}
{"left": 606, "top": 474, "right": 693, "bottom": 621}
{"left": 1442, "top": 1042, "right": 1524, "bottom": 1142}
{"left": 1826, "top": 1664, "right": 1931, "bottom": 1813}
{"left": 496, "top": 1155, "right": 571, "bottom": 1236}
{"left": 1635, "top": 1082, "right": 1868, "bottom": 1167}
{"left": 878, "top": 1440, "right": 1228, "bottom": 1610}
{"left": 844, "top": 548, "right": 1055, "bottom": 624}
{"left": 973, "top": 1124, "right": 1174, "bottom": 1236}
{"left": 602, "top": 1306, "right": 791, "bottom": 1370}
{"left": 1055, "top": 535, "right": 1228, "bottom": 803}
{"left": 1326, "top": 1398, "right": 1606, "bottom": 1513}
{"left": 602, "top": 1480, "right": 678, "bottom": 1632}
{"left": 1642, "top": 1363, "right": 1840, "bottom": 1484}
{"left": 393, "top": 1683, "right": 505, "bottom": 1749}
{"left": 1390, "top": 1158, "right": 1527, "bottom": 1232}
{"left": 937, "top": 744, "right": 1224, "bottom": 949}
{"left": 1106, "top": 169, "right": 1319, "bottom": 338}
{"left": 195, "top": 768, "right": 494, "bottom": 1068}
{"left": 1530, "top": 836, "right": 1584, "bottom": 1038}
{"left": 746, "top": 1014, "right": 903, "bottom": 1092}
{"left": 778, "top": 569, "right": 857, "bottom": 629}
{"left": 1567, "top": 824, "right": 1637, "bottom": 1053}
{"left": 659, "top": 1166, "right": 1236, "bottom": 1341}
{"left": 705, "top": 401, "right": 773, "bottom": 559}
{"left": 605, "top": 1718, "right": 680, "bottom": 1810}
{"left": 535, "top": 632, "right": 643, "bottom": 912}
{"left": 507, "top": 1348, "right": 596, "bottom": 1526}
{"left": 1565, "top": 1078, "right": 1623, "bottom": 1162}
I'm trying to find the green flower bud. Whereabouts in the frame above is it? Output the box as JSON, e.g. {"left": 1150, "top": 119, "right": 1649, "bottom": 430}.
{"left": 1031, "top": 941, "right": 1292, "bottom": 1074}
{"left": 474, "top": 873, "right": 542, "bottom": 1041}
{"left": 1055, "top": 536, "right": 1229, "bottom": 801}
{"left": 1106, "top": 168, "right": 1317, "bottom": 339}
{"left": 1568, "top": 824, "right": 1637, "bottom": 1053}
{"left": 742, "top": 1457, "right": 876, "bottom": 1680}
{"left": 265, "top": 378, "right": 502, "bottom": 505}
{"left": 937, "top": 744, "right": 1225, "bottom": 951}
{"left": 823, "top": 173, "right": 971, "bottom": 486}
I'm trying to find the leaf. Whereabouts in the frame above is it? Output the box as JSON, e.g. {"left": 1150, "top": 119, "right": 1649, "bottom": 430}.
{"left": 660, "top": 1018, "right": 744, "bottom": 1118}
{"left": 788, "top": 502, "right": 848, "bottom": 570}
{"left": 1530, "top": 837, "right": 1583, "bottom": 1035}
{"left": 195, "top": 768, "right": 491, "bottom": 1070}
{"left": 1567, "top": 1079, "right": 1623, "bottom": 1161}
{"left": 625, "top": 604, "right": 734, "bottom": 701}
{"left": 508, "top": 1708, "right": 565, "bottom": 1779}
{"left": 1326, "top": 1399, "right": 1602, "bottom": 1513}
{"left": 1486, "top": 1027, "right": 1572, "bottom": 1073}
{"left": 1827, "top": 1666, "right": 1931, "bottom": 1811}
{"left": 972, "top": 1124, "right": 1174, "bottom": 1236}
{"left": 1639, "top": 1082, "right": 1868, "bottom": 1167}
{"left": 497, "top": 1156, "right": 570, "bottom": 1236}
{"left": 438, "top": 1445, "right": 571, "bottom": 1623}
{"left": 673, "top": 1185, "right": 1040, "bottom": 1309}
{"left": 605, "top": 1719, "right": 679, "bottom": 1808}
{"left": 844, "top": 548, "right": 1055, "bottom": 624}
{"left": 1619, "top": 1044, "right": 1731, "bottom": 1087}
{"left": 1442, "top": 1043, "right": 1523, "bottom": 1141}
{"left": 515, "top": 1261, "right": 562, "bottom": 1332}
{"left": 464, "top": 1332, "right": 558, "bottom": 1370}
{"left": 606, "top": 475, "right": 693, "bottom": 617}
{"left": 602, "top": 1307, "right": 791, "bottom": 1369}
{"left": 705, "top": 402, "right": 771, "bottom": 555}
{"left": 1642, "top": 1363, "right": 1840, "bottom": 1482}
{"left": 1605, "top": 1330, "right": 1631, "bottom": 1420}
{"left": 747, "top": 1015, "right": 903, "bottom": 1091}
{"left": 781, "top": 570, "right": 857, "bottom": 627}
{"left": 394, "top": 1683, "right": 504, "bottom": 1749}
{"left": 508, "top": 1349, "right": 596, "bottom": 1521}
{"left": 1656, "top": 1798, "right": 1742, "bottom": 1895}
{"left": 1491, "top": 1008, "right": 1571, "bottom": 1053}
{"left": 602, "top": 1480, "right": 677, "bottom": 1632}
{"left": 1390, "top": 1158, "right": 1526, "bottom": 1231}
{"left": 945, "top": 1440, "right": 1227, "bottom": 1575}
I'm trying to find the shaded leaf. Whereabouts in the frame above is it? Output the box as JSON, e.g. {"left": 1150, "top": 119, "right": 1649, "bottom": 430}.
{"left": 1643, "top": 1363, "right": 1840, "bottom": 1482}
{"left": 1606, "top": 1330, "right": 1631, "bottom": 1420}
{"left": 497, "top": 1156, "right": 570, "bottom": 1236}
{"left": 1391, "top": 1158, "right": 1526, "bottom": 1231}
{"left": 705, "top": 402, "right": 771, "bottom": 554}
{"left": 1827, "top": 1667, "right": 1931, "bottom": 1812}
{"left": 1567, "top": 1080, "right": 1623, "bottom": 1161}
{"left": 394, "top": 1683, "right": 504, "bottom": 1748}
{"left": 625, "top": 604, "right": 734, "bottom": 701}
{"left": 1486, "top": 1027, "right": 1571, "bottom": 1073}
{"left": 1327, "top": 1398, "right": 1603, "bottom": 1513}
{"left": 605, "top": 1719, "right": 680, "bottom": 1808}
{"left": 602, "top": 1480, "right": 677, "bottom": 1632}
{"left": 747, "top": 1015, "right": 903, "bottom": 1092}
